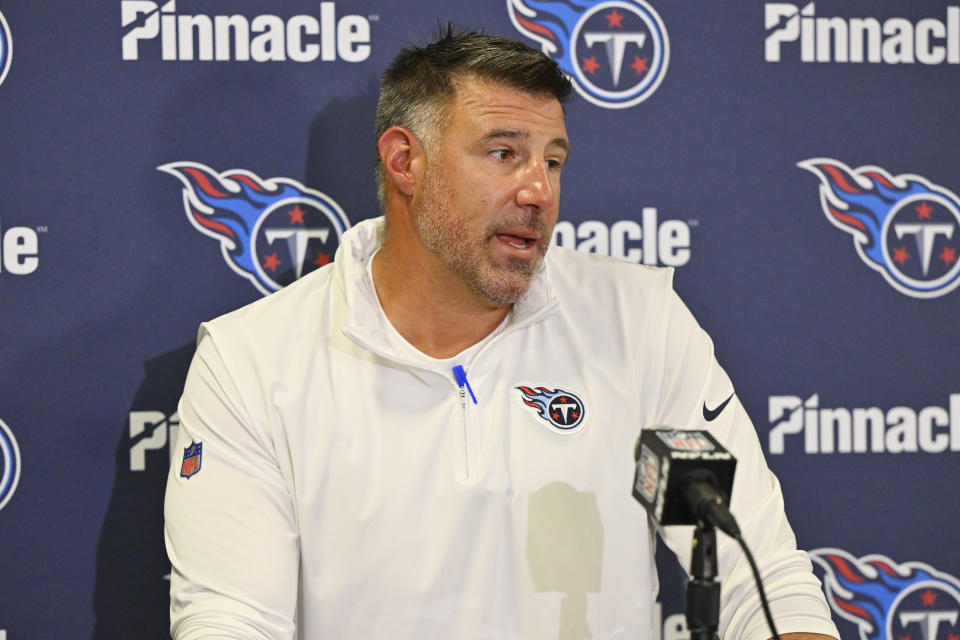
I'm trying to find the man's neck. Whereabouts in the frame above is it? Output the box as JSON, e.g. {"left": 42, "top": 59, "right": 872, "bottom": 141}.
{"left": 371, "top": 242, "right": 511, "bottom": 359}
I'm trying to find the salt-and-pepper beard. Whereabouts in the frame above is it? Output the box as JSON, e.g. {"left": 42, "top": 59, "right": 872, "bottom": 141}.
{"left": 411, "top": 163, "right": 551, "bottom": 306}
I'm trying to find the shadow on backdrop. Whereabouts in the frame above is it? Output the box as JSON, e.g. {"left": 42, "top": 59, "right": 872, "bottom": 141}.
{"left": 305, "top": 77, "right": 382, "bottom": 227}
{"left": 91, "top": 343, "right": 194, "bottom": 639}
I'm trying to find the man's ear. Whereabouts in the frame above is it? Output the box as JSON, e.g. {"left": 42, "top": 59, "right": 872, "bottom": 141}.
{"left": 378, "top": 126, "right": 426, "bottom": 197}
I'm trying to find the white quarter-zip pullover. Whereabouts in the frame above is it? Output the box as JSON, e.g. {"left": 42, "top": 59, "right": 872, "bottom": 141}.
{"left": 165, "top": 217, "right": 839, "bottom": 640}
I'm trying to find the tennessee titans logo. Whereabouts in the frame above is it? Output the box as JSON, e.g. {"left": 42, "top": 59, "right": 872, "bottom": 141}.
{"left": 0, "top": 417, "right": 22, "bottom": 512}
{"left": 180, "top": 442, "right": 202, "bottom": 479}
{"left": 516, "top": 386, "right": 586, "bottom": 432}
{"left": 508, "top": 0, "right": 669, "bottom": 109}
{"left": 0, "top": 10, "right": 12, "bottom": 87}
{"left": 159, "top": 162, "right": 350, "bottom": 296}
{"left": 800, "top": 159, "right": 960, "bottom": 299}
{"left": 811, "top": 548, "right": 960, "bottom": 640}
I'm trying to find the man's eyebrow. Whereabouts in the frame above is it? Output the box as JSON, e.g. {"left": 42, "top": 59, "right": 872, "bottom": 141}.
{"left": 481, "top": 129, "right": 527, "bottom": 142}
{"left": 480, "top": 130, "right": 571, "bottom": 155}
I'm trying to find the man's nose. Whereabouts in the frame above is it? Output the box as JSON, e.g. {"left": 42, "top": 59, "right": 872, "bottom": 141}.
{"left": 516, "top": 160, "right": 556, "bottom": 211}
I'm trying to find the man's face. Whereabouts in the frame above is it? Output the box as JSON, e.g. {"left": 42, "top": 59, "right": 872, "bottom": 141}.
{"left": 410, "top": 78, "right": 569, "bottom": 306}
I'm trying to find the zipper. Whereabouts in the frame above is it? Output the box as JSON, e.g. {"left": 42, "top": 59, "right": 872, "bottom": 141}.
{"left": 452, "top": 365, "right": 478, "bottom": 480}
{"left": 452, "top": 365, "right": 477, "bottom": 404}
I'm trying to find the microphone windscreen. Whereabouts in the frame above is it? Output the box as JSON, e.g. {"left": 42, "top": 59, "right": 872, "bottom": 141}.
{"left": 632, "top": 428, "right": 737, "bottom": 526}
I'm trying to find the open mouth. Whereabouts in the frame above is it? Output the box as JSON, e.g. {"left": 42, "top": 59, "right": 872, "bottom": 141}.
{"left": 496, "top": 233, "right": 538, "bottom": 250}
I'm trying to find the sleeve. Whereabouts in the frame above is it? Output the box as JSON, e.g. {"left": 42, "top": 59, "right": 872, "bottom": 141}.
{"left": 647, "top": 272, "right": 839, "bottom": 640}
{"left": 164, "top": 326, "right": 299, "bottom": 640}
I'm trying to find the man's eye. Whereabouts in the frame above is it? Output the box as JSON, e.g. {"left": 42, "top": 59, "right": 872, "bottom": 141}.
{"left": 547, "top": 158, "right": 565, "bottom": 171}
{"left": 491, "top": 149, "right": 512, "bottom": 160}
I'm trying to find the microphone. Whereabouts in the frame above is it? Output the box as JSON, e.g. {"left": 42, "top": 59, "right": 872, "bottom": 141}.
{"left": 632, "top": 427, "right": 740, "bottom": 537}
{"left": 633, "top": 428, "right": 785, "bottom": 640}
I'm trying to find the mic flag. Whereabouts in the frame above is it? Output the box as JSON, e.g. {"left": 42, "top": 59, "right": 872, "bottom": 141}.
{"left": 632, "top": 427, "right": 738, "bottom": 532}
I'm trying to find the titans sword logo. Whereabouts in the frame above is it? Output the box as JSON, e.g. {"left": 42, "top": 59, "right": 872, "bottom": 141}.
{"left": 800, "top": 158, "right": 960, "bottom": 299}
{"left": 516, "top": 385, "right": 587, "bottom": 433}
{"left": 0, "top": 417, "right": 21, "bottom": 512}
{"left": 508, "top": 0, "right": 669, "bottom": 109}
{"left": 812, "top": 548, "right": 960, "bottom": 640}
{"left": 160, "top": 162, "right": 350, "bottom": 296}
{"left": 0, "top": 10, "right": 12, "bottom": 87}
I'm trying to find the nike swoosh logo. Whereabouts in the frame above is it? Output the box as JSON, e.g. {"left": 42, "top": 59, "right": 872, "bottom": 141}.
{"left": 703, "top": 393, "right": 735, "bottom": 422}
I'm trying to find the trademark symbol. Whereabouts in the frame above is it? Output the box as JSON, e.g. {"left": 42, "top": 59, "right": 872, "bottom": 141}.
{"left": 36, "top": 225, "right": 48, "bottom": 234}
{"left": 368, "top": 14, "right": 379, "bottom": 21}
{"left": 687, "top": 219, "right": 699, "bottom": 228}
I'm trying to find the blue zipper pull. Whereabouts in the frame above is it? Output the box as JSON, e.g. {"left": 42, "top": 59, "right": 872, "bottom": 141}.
{"left": 452, "top": 365, "right": 478, "bottom": 405}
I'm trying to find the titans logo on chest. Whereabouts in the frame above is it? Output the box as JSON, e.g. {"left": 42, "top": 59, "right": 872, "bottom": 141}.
{"left": 516, "top": 385, "right": 587, "bottom": 433}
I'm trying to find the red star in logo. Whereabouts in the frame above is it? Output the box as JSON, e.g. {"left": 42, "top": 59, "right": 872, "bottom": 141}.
{"left": 921, "top": 588, "right": 938, "bottom": 607}
{"left": 571, "top": 410, "right": 579, "bottom": 419}
{"left": 899, "top": 635, "right": 912, "bottom": 640}
{"left": 940, "top": 246, "right": 958, "bottom": 266}
{"left": 552, "top": 411, "right": 561, "bottom": 420}
{"left": 288, "top": 205, "right": 307, "bottom": 224}
{"left": 916, "top": 201, "right": 933, "bottom": 219}
{"left": 315, "top": 252, "right": 331, "bottom": 267}
{"left": 559, "top": 396, "right": 568, "bottom": 403}
{"left": 263, "top": 252, "right": 282, "bottom": 272}
{"left": 893, "top": 246, "right": 911, "bottom": 265}
{"left": 948, "top": 634, "right": 960, "bottom": 640}
{"left": 631, "top": 56, "right": 649, "bottom": 75}
{"left": 582, "top": 56, "right": 600, "bottom": 75}
{"left": 606, "top": 8, "right": 624, "bottom": 27}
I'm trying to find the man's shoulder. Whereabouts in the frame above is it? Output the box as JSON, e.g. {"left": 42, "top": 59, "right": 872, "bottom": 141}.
{"left": 202, "top": 263, "right": 338, "bottom": 345}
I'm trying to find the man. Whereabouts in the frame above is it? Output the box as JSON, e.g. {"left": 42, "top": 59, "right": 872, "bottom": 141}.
{"left": 165, "top": 26, "right": 840, "bottom": 640}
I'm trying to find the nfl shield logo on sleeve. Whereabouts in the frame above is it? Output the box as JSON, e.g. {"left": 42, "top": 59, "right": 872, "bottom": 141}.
{"left": 180, "top": 442, "right": 202, "bottom": 479}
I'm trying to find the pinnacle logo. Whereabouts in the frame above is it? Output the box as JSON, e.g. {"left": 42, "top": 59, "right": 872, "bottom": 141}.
{"left": 160, "top": 162, "right": 350, "bottom": 296}
{"left": 508, "top": 0, "right": 669, "bottom": 109}
{"left": 0, "top": 10, "right": 11, "bottom": 87}
{"left": 129, "top": 411, "right": 180, "bottom": 471}
{"left": 766, "top": 3, "right": 960, "bottom": 64}
{"left": 0, "top": 216, "right": 40, "bottom": 275}
{"left": 800, "top": 159, "right": 960, "bottom": 299}
{"left": 121, "top": 1, "right": 372, "bottom": 63}
{"left": 768, "top": 393, "right": 960, "bottom": 455}
{"left": 551, "top": 208, "right": 692, "bottom": 266}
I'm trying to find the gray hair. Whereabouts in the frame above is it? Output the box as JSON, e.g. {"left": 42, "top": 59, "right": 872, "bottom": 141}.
{"left": 374, "top": 24, "right": 572, "bottom": 206}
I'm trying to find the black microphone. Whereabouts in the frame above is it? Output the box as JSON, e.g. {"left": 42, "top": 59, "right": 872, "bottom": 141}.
{"left": 632, "top": 427, "right": 740, "bottom": 537}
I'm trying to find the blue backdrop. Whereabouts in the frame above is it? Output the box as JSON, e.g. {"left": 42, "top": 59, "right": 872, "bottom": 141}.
{"left": 1, "top": 1, "right": 958, "bottom": 638}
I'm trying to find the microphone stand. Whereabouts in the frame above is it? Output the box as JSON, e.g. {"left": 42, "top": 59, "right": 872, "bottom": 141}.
{"left": 686, "top": 520, "right": 720, "bottom": 640}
